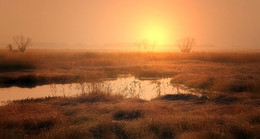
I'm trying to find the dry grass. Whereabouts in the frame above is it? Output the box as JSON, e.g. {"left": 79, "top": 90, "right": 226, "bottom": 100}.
{"left": 0, "top": 102, "right": 62, "bottom": 135}
{"left": 1, "top": 50, "right": 260, "bottom": 94}
{"left": 0, "top": 92, "right": 259, "bottom": 138}
{"left": 0, "top": 50, "right": 260, "bottom": 138}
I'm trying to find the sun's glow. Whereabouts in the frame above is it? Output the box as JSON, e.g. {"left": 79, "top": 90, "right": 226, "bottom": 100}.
{"left": 141, "top": 23, "right": 170, "bottom": 45}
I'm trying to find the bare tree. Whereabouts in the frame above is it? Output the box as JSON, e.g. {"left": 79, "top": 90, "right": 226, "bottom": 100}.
{"left": 135, "top": 42, "right": 142, "bottom": 50}
{"left": 135, "top": 39, "right": 157, "bottom": 51}
{"left": 10, "top": 35, "right": 31, "bottom": 52}
{"left": 7, "top": 44, "right": 13, "bottom": 52}
{"left": 177, "top": 37, "right": 195, "bottom": 53}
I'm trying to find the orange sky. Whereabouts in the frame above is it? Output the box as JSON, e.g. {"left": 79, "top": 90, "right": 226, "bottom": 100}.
{"left": 0, "top": 0, "right": 260, "bottom": 49}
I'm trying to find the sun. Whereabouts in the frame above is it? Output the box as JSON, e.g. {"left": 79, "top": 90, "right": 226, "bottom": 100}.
{"left": 141, "top": 23, "right": 169, "bottom": 45}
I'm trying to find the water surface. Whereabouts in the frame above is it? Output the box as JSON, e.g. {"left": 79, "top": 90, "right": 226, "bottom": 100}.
{"left": 0, "top": 75, "right": 200, "bottom": 105}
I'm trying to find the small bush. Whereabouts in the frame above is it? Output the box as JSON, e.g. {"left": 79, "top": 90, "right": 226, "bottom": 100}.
{"left": 113, "top": 110, "right": 143, "bottom": 121}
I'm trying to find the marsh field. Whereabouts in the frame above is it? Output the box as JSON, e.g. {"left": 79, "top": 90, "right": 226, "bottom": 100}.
{"left": 0, "top": 50, "right": 260, "bottom": 139}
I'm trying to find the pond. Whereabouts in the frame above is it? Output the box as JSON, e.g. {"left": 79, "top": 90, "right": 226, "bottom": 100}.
{"left": 0, "top": 75, "right": 201, "bottom": 105}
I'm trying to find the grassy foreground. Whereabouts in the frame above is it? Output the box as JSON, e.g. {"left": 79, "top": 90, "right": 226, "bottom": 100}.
{"left": 0, "top": 92, "right": 259, "bottom": 139}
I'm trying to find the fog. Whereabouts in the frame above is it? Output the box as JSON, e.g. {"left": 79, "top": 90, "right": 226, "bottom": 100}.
{"left": 1, "top": 0, "right": 260, "bottom": 50}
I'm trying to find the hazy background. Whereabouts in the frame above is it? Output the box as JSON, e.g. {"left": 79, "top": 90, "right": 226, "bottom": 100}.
{"left": 0, "top": 0, "right": 260, "bottom": 51}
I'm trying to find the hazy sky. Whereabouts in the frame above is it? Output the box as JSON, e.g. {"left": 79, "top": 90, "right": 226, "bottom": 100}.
{"left": 1, "top": 0, "right": 260, "bottom": 48}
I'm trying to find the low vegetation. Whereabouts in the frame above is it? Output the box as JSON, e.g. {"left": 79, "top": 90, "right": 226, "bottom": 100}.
{"left": 0, "top": 92, "right": 259, "bottom": 138}
{"left": 0, "top": 50, "right": 259, "bottom": 138}
{"left": 1, "top": 50, "right": 259, "bottom": 93}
